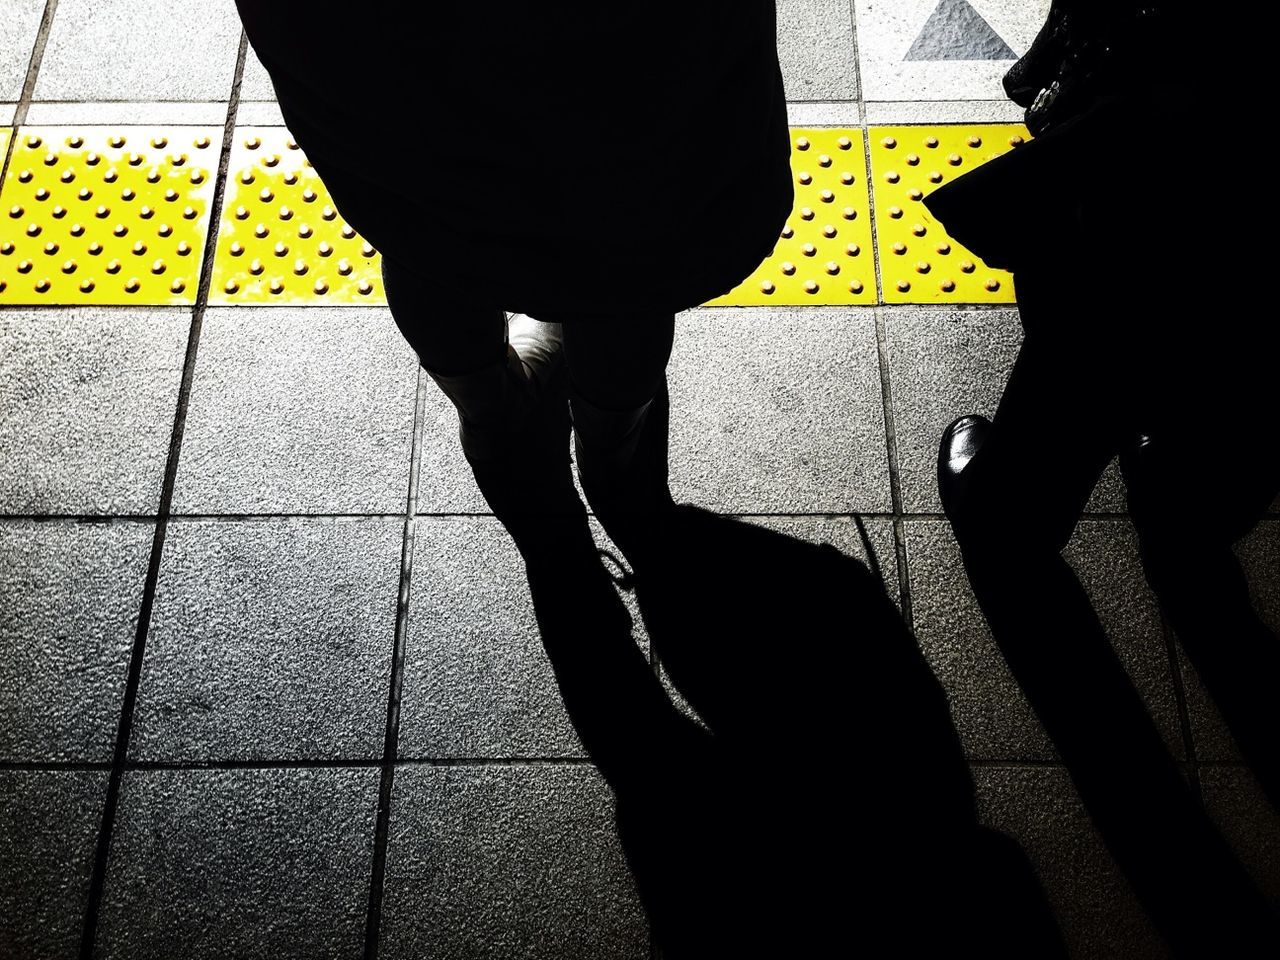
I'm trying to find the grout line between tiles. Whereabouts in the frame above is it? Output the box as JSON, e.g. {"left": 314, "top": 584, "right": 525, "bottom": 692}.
{"left": 362, "top": 365, "right": 427, "bottom": 960}
{"left": 76, "top": 29, "right": 248, "bottom": 960}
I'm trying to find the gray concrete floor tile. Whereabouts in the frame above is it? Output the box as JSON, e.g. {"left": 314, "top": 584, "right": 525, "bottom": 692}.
{"left": 0, "top": 769, "right": 107, "bottom": 960}
{"left": 883, "top": 306, "right": 1125, "bottom": 514}
{"left": 417, "top": 380, "right": 488, "bottom": 514}
{"left": 22, "top": 101, "right": 228, "bottom": 124}
{"left": 864, "top": 98, "right": 1025, "bottom": 123}
{"left": 34, "top": 0, "right": 241, "bottom": 102}
{"left": 238, "top": 43, "right": 277, "bottom": 102}
{"left": 778, "top": 0, "right": 859, "bottom": 101}
{"left": 381, "top": 763, "right": 647, "bottom": 960}
{"left": 172, "top": 307, "right": 418, "bottom": 514}
{"left": 0, "top": 1, "right": 44, "bottom": 101}
{"left": 1202, "top": 765, "right": 1280, "bottom": 906}
{"left": 973, "top": 765, "right": 1164, "bottom": 959}
{"left": 1183, "top": 519, "right": 1279, "bottom": 762}
{"left": 129, "top": 517, "right": 400, "bottom": 761}
{"left": 96, "top": 767, "right": 377, "bottom": 960}
{"left": 0, "top": 519, "right": 152, "bottom": 762}
{"left": 0, "top": 307, "right": 190, "bottom": 515}
{"left": 669, "top": 307, "right": 891, "bottom": 513}
{"left": 854, "top": 0, "right": 1050, "bottom": 102}
{"left": 906, "top": 519, "right": 1181, "bottom": 761}
{"left": 398, "top": 517, "right": 588, "bottom": 759}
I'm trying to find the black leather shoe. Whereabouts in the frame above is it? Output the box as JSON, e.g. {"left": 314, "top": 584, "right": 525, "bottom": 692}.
{"left": 937, "top": 414, "right": 991, "bottom": 520}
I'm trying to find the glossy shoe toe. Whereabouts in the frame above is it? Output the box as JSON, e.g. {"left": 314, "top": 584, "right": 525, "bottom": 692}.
{"left": 937, "top": 414, "right": 990, "bottom": 518}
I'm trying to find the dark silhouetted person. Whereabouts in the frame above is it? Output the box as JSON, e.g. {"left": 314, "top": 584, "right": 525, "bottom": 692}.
{"left": 925, "top": 2, "right": 1278, "bottom": 954}
{"left": 234, "top": 4, "right": 792, "bottom": 565}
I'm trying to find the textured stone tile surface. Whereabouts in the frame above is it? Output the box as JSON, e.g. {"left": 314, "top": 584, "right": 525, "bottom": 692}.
{"left": 974, "top": 765, "right": 1164, "bottom": 959}
{"left": 1202, "top": 765, "right": 1280, "bottom": 906}
{"left": 884, "top": 307, "right": 1125, "bottom": 513}
{"left": 0, "top": 308, "right": 189, "bottom": 515}
{"left": 398, "top": 517, "right": 585, "bottom": 758}
{"left": 906, "top": 519, "right": 1181, "bottom": 760}
{"left": 0, "top": 0, "right": 44, "bottom": 101}
{"left": 96, "top": 767, "right": 377, "bottom": 960}
{"left": 35, "top": 0, "right": 242, "bottom": 102}
{"left": 669, "top": 307, "right": 891, "bottom": 513}
{"left": 0, "top": 520, "right": 152, "bottom": 761}
{"left": 0, "top": 770, "right": 107, "bottom": 960}
{"left": 173, "top": 307, "right": 417, "bottom": 514}
{"left": 381, "top": 763, "right": 646, "bottom": 960}
{"left": 130, "top": 517, "right": 401, "bottom": 761}
{"left": 777, "top": 0, "right": 859, "bottom": 101}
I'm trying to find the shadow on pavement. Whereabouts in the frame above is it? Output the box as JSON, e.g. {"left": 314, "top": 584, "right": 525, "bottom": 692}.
{"left": 525, "top": 505, "right": 1066, "bottom": 958}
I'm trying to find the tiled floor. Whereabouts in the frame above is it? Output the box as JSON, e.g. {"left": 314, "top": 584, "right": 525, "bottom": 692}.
{"left": 2, "top": 2, "right": 1277, "bottom": 959}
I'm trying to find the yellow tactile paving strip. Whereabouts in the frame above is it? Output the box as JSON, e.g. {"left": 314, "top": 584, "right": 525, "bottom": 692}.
{"left": 208, "top": 128, "right": 383, "bottom": 306}
{"left": 869, "top": 124, "right": 1026, "bottom": 304}
{"left": 0, "top": 127, "right": 222, "bottom": 305}
{"left": 0, "top": 124, "right": 1031, "bottom": 307}
{"left": 708, "top": 128, "right": 876, "bottom": 306}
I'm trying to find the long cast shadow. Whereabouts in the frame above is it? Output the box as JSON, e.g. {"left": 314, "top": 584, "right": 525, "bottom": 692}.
{"left": 525, "top": 505, "right": 1065, "bottom": 958}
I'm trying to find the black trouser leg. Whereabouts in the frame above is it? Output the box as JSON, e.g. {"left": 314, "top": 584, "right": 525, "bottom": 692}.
{"left": 560, "top": 313, "right": 676, "bottom": 411}
{"left": 949, "top": 283, "right": 1272, "bottom": 954}
{"left": 380, "top": 257, "right": 507, "bottom": 376}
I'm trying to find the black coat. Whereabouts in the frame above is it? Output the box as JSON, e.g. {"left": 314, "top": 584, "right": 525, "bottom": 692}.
{"left": 235, "top": 4, "right": 794, "bottom": 317}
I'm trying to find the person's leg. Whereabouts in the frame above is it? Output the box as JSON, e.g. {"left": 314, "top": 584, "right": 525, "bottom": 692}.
{"left": 947, "top": 271, "right": 1271, "bottom": 953}
{"left": 558, "top": 314, "right": 677, "bottom": 561}
{"left": 1125, "top": 428, "right": 1280, "bottom": 810}
{"left": 380, "top": 256, "right": 506, "bottom": 376}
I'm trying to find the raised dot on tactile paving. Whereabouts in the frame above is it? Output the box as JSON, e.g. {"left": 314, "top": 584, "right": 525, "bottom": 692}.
{"left": 337, "top": 258, "right": 353, "bottom": 275}
{"left": 800, "top": 207, "right": 814, "bottom": 220}
{"left": 780, "top": 261, "right": 796, "bottom": 276}
{"left": 176, "top": 241, "right": 191, "bottom": 256}
{"left": 132, "top": 241, "right": 147, "bottom": 255}
{"left": 847, "top": 243, "right": 860, "bottom": 256}
{"left": 79, "top": 278, "right": 94, "bottom": 292}
{"left": 941, "top": 279, "right": 956, "bottom": 292}
{"left": 317, "top": 241, "right": 333, "bottom": 256}
{"left": 795, "top": 136, "right": 810, "bottom": 150}
{"left": 17, "top": 169, "right": 33, "bottom": 182}
{"left": 44, "top": 241, "right": 59, "bottom": 255}
{"left": 283, "top": 171, "right": 299, "bottom": 185}
{"left": 224, "top": 278, "right": 239, "bottom": 293}
{"left": 157, "top": 223, "right": 172, "bottom": 237}
{"left": 907, "top": 153, "right": 920, "bottom": 165}
{"left": 151, "top": 259, "right": 166, "bottom": 274}
{"left": 171, "top": 278, "right": 185, "bottom": 293}
{"left": 892, "top": 242, "right": 907, "bottom": 255}
{"left": 885, "top": 171, "right": 900, "bottom": 183}
{"left": 26, "top": 223, "right": 40, "bottom": 236}
{"left": 961, "top": 261, "right": 975, "bottom": 273}
{"left": 915, "top": 261, "right": 931, "bottom": 274}
{"left": 240, "top": 170, "right": 255, "bottom": 184}
{"left": 60, "top": 259, "right": 75, "bottom": 273}
{"left": 909, "top": 188, "right": 923, "bottom": 201}
{"left": 357, "top": 279, "right": 373, "bottom": 295}
{"left": 279, "top": 205, "right": 293, "bottom": 221}
{"left": 924, "top": 136, "right": 939, "bottom": 148}
{"left": 322, "top": 205, "right": 337, "bottom": 221}
{"left": 798, "top": 171, "right": 812, "bottom": 185}
{"left": 302, "top": 187, "right": 317, "bottom": 202}
{"left": 254, "top": 223, "right": 269, "bottom": 238}
{"left": 259, "top": 187, "right": 274, "bottom": 202}
{"left": 195, "top": 136, "right": 211, "bottom": 149}
{"left": 270, "top": 278, "right": 284, "bottom": 294}
{"left": 314, "top": 279, "right": 329, "bottom": 294}
{"left": 273, "top": 241, "right": 289, "bottom": 257}
{"left": 249, "top": 258, "right": 264, "bottom": 275}
{"left": 341, "top": 224, "right": 356, "bottom": 239}
{"left": 803, "top": 279, "right": 819, "bottom": 294}
{"left": 820, "top": 190, "right": 835, "bottom": 203}
{"left": 87, "top": 241, "right": 102, "bottom": 255}
{"left": 106, "top": 259, "right": 121, "bottom": 274}
{"left": 881, "top": 136, "right": 897, "bottom": 149}
{"left": 929, "top": 171, "right": 943, "bottom": 183}
{"left": 298, "top": 223, "right": 313, "bottom": 238}
{"left": 912, "top": 224, "right": 927, "bottom": 236}
{"left": 936, "top": 242, "right": 951, "bottom": 255}
{"left": 780, "top": 225, "right": 794, "bottom": 239}
{"left": 802, "top": 243, "right": 816, "bottom": 257}
{"left": 985, "top": 278, "right": 1001, "bottom": 291}
{"left": 264, "top": 154, "right": 280, "bottom": 168}
{"left": 234, "top": 204, "right": 248, "bottom": 219}
{"left": 360, "top": 241, "right": 375, "bottom": 257}
{"left": 34, "top": 278, "right": 51, "bottom": 293}
{"left": 293, "top": 259, "right": 308, "bottom": 275}
{"left": 183, "top": 206, "right": 197, "bottom": 219}
{"left": 889, "top": 206, "right": 903, "bottom": 218}
{"left": 245, "top": 136, "right": 261, "bottom": 150}
{"left": 818, "top": 154, "right": 832, "bottom": 167}
{"left": 124, "top": 277, "right": 140, "bottom": 293}
{"left": 229, "top": 241, "right": 245, "bottom": 256}
{"left": 825, "top": 261, "right": 840, "bottom": 275}
{"left": 60, "top": 169, "right": 75, "bottom": 183}
{"left": 849, "top": 279, "right": 863, "bottom": 293}
{"left": 760, "top": 279, "right": 775, "bottom": 294}
{"left": 838, "top": 136, "right": 852, "bottom": 150}
{"left": 1010, "top": 135, "right": 1025, "bottom": 146}
{"left": 35, "top": 187, "right": 50, "bottom": 200}
{"left": 822, "top": 225, "right": 837, "bottom": 238}
{"left": 841, "top": 172, "right": 855, "bottom": 185}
